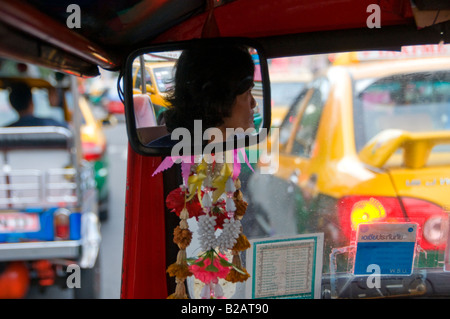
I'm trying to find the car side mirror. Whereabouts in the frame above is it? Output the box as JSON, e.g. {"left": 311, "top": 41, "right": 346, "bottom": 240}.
{"left": 123, "top": 38, "right": 271, "bottom": 157}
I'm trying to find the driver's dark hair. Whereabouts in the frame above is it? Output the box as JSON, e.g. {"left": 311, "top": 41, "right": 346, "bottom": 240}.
{"left": 163, "top": 43, "right": 255, "bottom": 133}
{"left": 9, "top": 82, "right": 32, "bottom": 113}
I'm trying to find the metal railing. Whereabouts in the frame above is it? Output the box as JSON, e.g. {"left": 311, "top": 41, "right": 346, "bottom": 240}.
{"left": 0, "top": 167, "right": 78, "bottom": 208}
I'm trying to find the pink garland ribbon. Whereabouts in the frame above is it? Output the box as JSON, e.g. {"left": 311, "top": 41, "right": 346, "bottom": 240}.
{"left": 151, "top": 148, "right": 254, "bottom": 183}
{"left": 152, "top": 155, "right": 194, "bottom": 186}
{"left": 232, "top": 148, "right": 254, "bottom": 180}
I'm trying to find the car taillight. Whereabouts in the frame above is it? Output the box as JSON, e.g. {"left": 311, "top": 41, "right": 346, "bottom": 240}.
{"left": 54, "top": 208, "right": 70, "bottom": 240}
{"left": 400, "top": 197, "right": 448, "bottom": 250}
{"left": 337, "top": 196, "right": 405, "bottom": 239}
{"left": 337, "top": 195, "right": 448, "bottom": 250}
{"left": 350, "top": 197, "right": 386, "bottom": 229}
{"left": 82, "top": 141, "right": 104, "bottom": 161}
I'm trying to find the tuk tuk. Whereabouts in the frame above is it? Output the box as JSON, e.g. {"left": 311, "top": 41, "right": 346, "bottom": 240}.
{"left": 1, "top": 0, "right": 450, "bottom": 304}
{"left": 0, "top": 73, "right": 102, "bottom": 298}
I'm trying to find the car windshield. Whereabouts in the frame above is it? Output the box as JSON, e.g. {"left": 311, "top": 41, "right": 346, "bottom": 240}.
{"left": 153, "top": 66, "right": 174, "bottom": 93}
{"left": 353, "top": 71, "right": 450, "bottom": 152}
{"left": 271, "top": 82, "right": 306, "bottom": 108}
{"left": 234, "top": 47, "right": 450, "bottom": 299}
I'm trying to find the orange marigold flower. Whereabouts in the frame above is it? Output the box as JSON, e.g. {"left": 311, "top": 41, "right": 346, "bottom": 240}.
{"left": 232, "top": 233, "right": 251, "bottom": 251}
{"left": 234, "top": 198, "right": 248, "bottom": 218}
{"left": 233, "top": 189, "right": 243, "bottom": 201}
{"left": 226, "top": 267, "right": 250, "bottom": 283}
{"left": 166, "top": 262, "right": 192, "bottom": 278}
{"left": 173, "top": 226, "right": 192, "bottom": 249}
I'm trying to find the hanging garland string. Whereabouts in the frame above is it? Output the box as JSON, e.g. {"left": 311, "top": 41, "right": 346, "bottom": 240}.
{"left": 160, "top": 150, "right": 252, "bottom": 299}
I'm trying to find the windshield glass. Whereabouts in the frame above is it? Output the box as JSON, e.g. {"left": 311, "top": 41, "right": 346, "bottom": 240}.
{"left": 271, "top": 82, "right": 306, "bottom": 108}
{"left": 181, "top": 46, "right": 450, "bottom": 299}
{"left": 153, "top": 66, "right": 174, "bottom": 93}
{"left": 354, "top": 71, "right": 450, "bottom": 152}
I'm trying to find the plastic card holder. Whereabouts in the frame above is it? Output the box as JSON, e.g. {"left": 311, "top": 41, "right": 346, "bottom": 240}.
{"left": 353, "top": 222, "right": 418, "bottom": 276}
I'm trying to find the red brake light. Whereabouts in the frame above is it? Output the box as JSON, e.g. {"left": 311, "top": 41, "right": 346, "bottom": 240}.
{"left": 337, "top": 196, "right": 405, "bottom": 240}
{"left": 337, "top": 195, "right": 448, "bottom": 250}
{"left": 54, "top": 208, "right": 70, "bottom": 240}
{"left": 350, "top": 197, "right": 386, "bottom": 229}
{"left": 82, "top": 141, "right": 104, "bottom": 161}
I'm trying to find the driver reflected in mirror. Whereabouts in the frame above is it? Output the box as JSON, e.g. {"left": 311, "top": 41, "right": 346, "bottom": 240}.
{"left": 145, "top": 43, "right": 257, "bottom": 148}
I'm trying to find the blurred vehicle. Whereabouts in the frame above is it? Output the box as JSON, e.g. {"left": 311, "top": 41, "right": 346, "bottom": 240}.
{"left": 0, "top": 72, "right": 111, "bottom": 222}
{"left": 0, "top": 74, "right": 102, "bottom": 298}
{"left": 104, "top": 84, "right": 124, "bottom": 114}
{"left": 132, "top": 60, "right": 175, "bottom": 122}
{"left": 269, "top": 72, "right": 312, "bottom": 127}
{"left": 77, "top": 91, "right": 111, "bottom": 221}
{"left": 252, "top": 46, "right": 450, "bottom": 296}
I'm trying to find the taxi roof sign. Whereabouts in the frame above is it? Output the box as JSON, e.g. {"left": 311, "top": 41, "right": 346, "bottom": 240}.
{"left": 143, "top": 52, "right": 181, "bottom": 62}
{"left": 357, "top": 44, "right": 450, "bottom": 61}
{"left": 332, "top": 44, "right": 450, "bottom": 65}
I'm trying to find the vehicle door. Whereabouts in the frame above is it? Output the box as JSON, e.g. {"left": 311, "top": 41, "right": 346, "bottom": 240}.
{"left": 277, "top": 79, "right": 329, "bottom": 203}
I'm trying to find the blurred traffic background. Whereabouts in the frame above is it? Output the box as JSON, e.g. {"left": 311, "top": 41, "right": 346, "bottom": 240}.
{"left": 4, "top": 44, "right": 448, "bottom": 298}
{"left": 0, "top": 54, "right": 320, "bottom": 298}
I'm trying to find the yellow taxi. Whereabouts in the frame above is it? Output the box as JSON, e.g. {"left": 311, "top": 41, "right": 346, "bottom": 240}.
{"left": 254, "top": 45, "right": 450, "bottom": 273}
{"left": 76, "top": 89, "right": 111, "bottom": 221}
{"left": 132, "top": 60, "right": 175, "bottom": 122}
{"left": 269, "top": 60, "right": 313, "bottom": 127}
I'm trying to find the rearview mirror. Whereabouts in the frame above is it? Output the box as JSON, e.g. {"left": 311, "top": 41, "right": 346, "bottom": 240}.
{"left": 123, "top": 38, "right": 271, "bottom": 157}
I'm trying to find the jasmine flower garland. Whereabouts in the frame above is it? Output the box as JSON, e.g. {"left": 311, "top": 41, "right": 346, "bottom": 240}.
{"left": 197, "top": 214, "right": 218, "bottom": 251}
{"left": 159, "top": 153, "right": 251, "bottom": 299}
{"left": 217, "top": 217, "right": 241, "bottom": 253}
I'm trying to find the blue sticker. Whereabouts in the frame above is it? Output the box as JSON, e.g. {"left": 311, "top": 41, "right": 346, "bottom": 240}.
{"left": 354, "top": 223, "right": 417, "bottom": 276}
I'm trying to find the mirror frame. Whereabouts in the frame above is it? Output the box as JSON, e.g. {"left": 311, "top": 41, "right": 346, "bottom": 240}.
{"left": 123, "top": 37, "right": 271, "bottom": 157}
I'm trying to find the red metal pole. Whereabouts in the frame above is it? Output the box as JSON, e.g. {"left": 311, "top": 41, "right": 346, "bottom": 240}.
{"left": 121, "top": 144, "right": 167, "bottom": 298}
